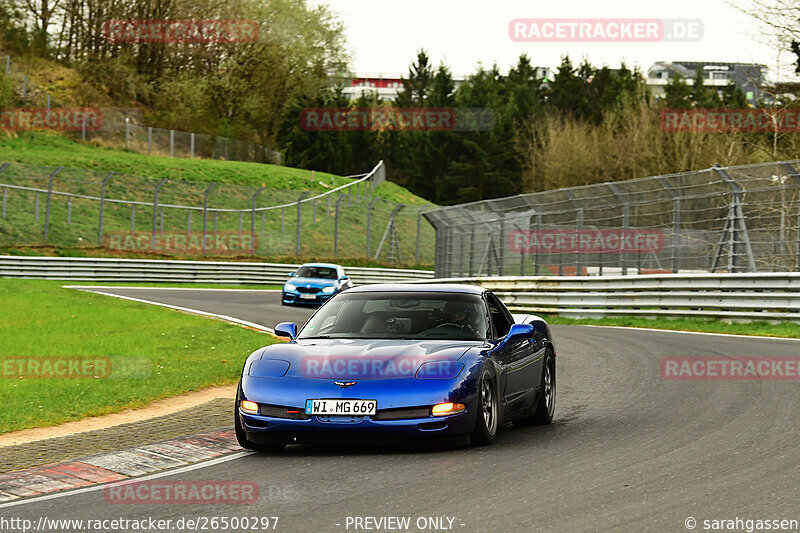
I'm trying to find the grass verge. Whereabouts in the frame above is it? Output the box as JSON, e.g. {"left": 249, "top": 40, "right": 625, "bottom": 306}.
{"left": 0, "top": 279, "right": 276, "bottom": 433}
{"left": 543, "top": 315, "right": 800, "bottom": 339}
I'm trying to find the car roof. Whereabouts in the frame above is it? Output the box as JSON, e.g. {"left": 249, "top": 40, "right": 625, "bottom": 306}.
{"left": 298, "top": 263, "right": 341, "bottom": 269}
{"left": 346, "top": 283, "right": 485, "bottom": 295}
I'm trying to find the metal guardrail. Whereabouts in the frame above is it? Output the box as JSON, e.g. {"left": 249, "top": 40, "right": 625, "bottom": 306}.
{"left": 0, "top": 256, "right": 434, "bottom": 285}
{"left": 415, "top": 273, "right": 800, "bottom": 322}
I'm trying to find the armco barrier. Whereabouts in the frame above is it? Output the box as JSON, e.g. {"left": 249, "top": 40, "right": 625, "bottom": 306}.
{"left": 415, "top": 273, "right": 800, "bottom": 322}
{"left": 0, "top": 256, "right": 434, "bottom": 285}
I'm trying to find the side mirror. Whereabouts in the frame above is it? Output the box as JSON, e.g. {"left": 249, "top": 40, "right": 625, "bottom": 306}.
{"left": 287, "top": 272, "right": 295, "bottom": 278}
{"left": 340, "top": 275, "right": 349, "bottom": 281}
{"left": 274, "top": 322, "right": 298, "bottom": 340}
{"left": 490, "top": 323, "right": 534, "bottom": 352}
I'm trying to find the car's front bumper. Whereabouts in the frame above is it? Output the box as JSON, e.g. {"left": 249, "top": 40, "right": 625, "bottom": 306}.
{"left": 282, "top": 290, "right": 335, "bottom": 305}
{"left": 239, "top": 374, "right": 480, "bottom": 439}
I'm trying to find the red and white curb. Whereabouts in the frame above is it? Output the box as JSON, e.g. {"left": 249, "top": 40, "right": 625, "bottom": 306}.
{"left": 0, "top": 429, "right": 240, "bottom": 504}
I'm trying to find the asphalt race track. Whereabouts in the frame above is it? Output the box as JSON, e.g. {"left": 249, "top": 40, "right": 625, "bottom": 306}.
{"left": 7, "top": 287, "right": 800, "bottom": 532}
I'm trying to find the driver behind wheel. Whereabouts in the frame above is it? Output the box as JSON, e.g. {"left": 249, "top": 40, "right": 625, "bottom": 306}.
{"left": 441, "top": 301, "right": 476, "bottom": 332}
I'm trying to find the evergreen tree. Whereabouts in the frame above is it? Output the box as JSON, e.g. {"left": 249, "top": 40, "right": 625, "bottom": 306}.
{"left": 663, "top": 74, "right": 693, "bottom": 108}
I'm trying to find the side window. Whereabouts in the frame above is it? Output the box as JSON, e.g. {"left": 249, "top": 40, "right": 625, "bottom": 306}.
{"left": 485, "top": 293, "right": 513, "bottom": 339}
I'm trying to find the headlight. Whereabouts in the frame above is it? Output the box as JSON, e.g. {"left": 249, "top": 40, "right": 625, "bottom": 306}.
{"left": 240, "top": 400, "right": 259, "bottom": 414}
{"left": 416, "top": 361, "right": 464, "bottom": 379}
{"left": 248, "top": 359, "right": 291, "bottom": 377}
{"left": 284, "top": 283, "right": 296, "bottom": 291}
{"left": 321, "top": 286, "right": 336, "bottom": 294}
{"left": 432, "top": 402, "right": 466, "bottom": 416}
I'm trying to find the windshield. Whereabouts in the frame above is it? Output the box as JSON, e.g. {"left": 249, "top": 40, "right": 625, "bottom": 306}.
{"left": 294, "top": 266, "right": 338, "bottom": 280}
{"left": 297, "top": 291, "right": 488, "bottom": 341}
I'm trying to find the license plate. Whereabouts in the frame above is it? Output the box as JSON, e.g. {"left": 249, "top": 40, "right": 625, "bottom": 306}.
{"left": 305, "top": 399, "right": 377, "bottom": 416}
{"left": 299, "top": 293, "right": 316, "bottom": 300}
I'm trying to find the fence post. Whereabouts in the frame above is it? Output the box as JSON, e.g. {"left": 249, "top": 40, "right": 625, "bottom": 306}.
{"left": 130, "top": 205, "right": 135, "bottom": 233}
{"left": 46, "top": 94, "right": 51, "bottom": 122}
{"left": 202, "top": 183, "right": 216, "bottom": 256}
{"left": 125, "top": 118, "right": 130, "bottom": 149}
{"left": 779, "top": 162, "right": 800, "bottom": 272}
{"left": 366, "top": 197, "right": 379, "bottom": 257}
{"left": 334, "top": 194, "right": 343, "bottom": 256}
{"left": 312, "top": 199, "right": 317, "bottom": 224}
{"left": 190, "top": 133, "right": 195, "bottom": 158}
{"left": 0, "top": 163, "right": 9, "bottom": 219}
{"left": 657, "top": 177, "right": 682, "bottom": 274}
{"left": 160, "top": 208, "right": 165, "bottom": 235}
{"left": 295, "top": 191, "right": 309, "bottom": 255}
{"left": 238, "top": 212, "right": 243, "bottom": 236}
{"left": 251, "top": 187, "right": 265, "bottom": 255}
{"left": 42, "top": 166, "right": 64, "bottom": 242}
{"left": 281, "top": 207, "right": 285, "bottom": 233}
{"left": 97, "top": 172, "right": 114, "bottom": 244}
{"left": 187, "top": 210, "right": 192, "bottom": 236}
{"left": 35, "top": 194, "right": 39, "bottom": 222}
{"left": 261, "top": 211, "right": 265, "bottom": 239}
{"left": 169, "top": 130, "right": 174, "bottom": 157}
{"left": 22, "top": 76, "right": 27, "bottom": 100}
{"left": 67, "top": 198, "right": 72, "bottom": 224}
{"left": 81, "top": 112, "right": 86, "bottom": 141}
{"left": 151, "top": 178, "right": 167, "bottom": 250}
{"left": 415, "top": 205, "right": 429, "bottom": 265}
{"left": 147, "top": 127, "right": 152, "bottom": 154}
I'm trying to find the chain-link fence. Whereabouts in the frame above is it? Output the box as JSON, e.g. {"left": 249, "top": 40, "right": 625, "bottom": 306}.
{"left": 0, "top": 160, "right": 435, "bottom": 264}
{"left": 1, "top": 54, "right": 281, "bottom": 164}
{"left": 424, "top": 160, "right": 800, "bottom": 277}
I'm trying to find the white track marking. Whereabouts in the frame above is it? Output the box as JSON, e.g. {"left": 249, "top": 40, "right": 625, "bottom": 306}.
{"left": 0, "top": 452, "right": 254, "bottom": 509}
{"left": 64, "top": 285, "right": 281, "bottom": 292}
{"left": 576, "top": 324, "right": 800, "bottom": 342}
{"left": 72, "top": 288, "right": 274, "bottom": 334}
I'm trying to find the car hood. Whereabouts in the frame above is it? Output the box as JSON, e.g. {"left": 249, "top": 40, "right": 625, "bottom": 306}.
{"left": 254, "top": 339, "right": 484, "bottom": 379}
{"left": 286, "top": 277, "right": 337, "bottom": 288}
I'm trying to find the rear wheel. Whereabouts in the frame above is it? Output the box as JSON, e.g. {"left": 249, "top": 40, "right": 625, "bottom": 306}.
{"left": 470, "top": 367, "right": 499, "bottom": 445}
{"left": 530, "top": 349, "right": 556, "bottom": 425}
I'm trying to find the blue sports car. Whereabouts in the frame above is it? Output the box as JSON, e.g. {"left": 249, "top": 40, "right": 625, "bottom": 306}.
{"left": 281, "top": 263, "right": 353, "bottom": 306}
{"left": 236, "top": 284, "right": 556, "bottom": 451}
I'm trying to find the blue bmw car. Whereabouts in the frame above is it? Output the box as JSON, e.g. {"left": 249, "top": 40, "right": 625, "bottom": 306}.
{"left": 236, "top": 284, "right": 556, "bottom": 451}
{"left": 281, "top": 263, "right": 353, "bottom": 306}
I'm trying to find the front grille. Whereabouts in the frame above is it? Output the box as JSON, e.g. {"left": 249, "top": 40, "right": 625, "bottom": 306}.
{"left": 372, "top": 406, "right": 431, "bottom": 420}
{"left": 258, "top": 404, "right": 311, "bottom": 420}
{"left": 297, "top": 286, "right": 321, "bottom": 294}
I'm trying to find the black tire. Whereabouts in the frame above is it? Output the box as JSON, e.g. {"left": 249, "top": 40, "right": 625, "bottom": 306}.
{"left": 234, "top": 387, "right": 287, "bottom": 453}
{"left": 530, "top": 349, "right": 556, "bottom": 425}
{"left": 470, "top": 366, "right": 499, "bottom": 446}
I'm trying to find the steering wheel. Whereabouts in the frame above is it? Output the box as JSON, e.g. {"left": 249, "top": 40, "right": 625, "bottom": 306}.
{"left": 435, "top": 322, "right": 463, "bottom": 329}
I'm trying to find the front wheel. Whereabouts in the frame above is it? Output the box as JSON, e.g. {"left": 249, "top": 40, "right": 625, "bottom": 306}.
{"left": 234, "top": 409, "right": 286, "bottom": 452}
{"left": 470, "top": 367, "right": 499, "bottom": 445}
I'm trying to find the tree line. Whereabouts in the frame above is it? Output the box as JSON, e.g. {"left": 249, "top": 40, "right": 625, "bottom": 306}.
{"left": 2, "top": 1, "right": 800, "bottom": 205}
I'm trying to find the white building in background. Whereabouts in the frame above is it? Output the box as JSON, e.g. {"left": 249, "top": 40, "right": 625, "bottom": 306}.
{"left": 339, "top": 67, "right": 553, "bottom": 102}
{"left": 646, "top": 61, "right": 768, "bottom": 105}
